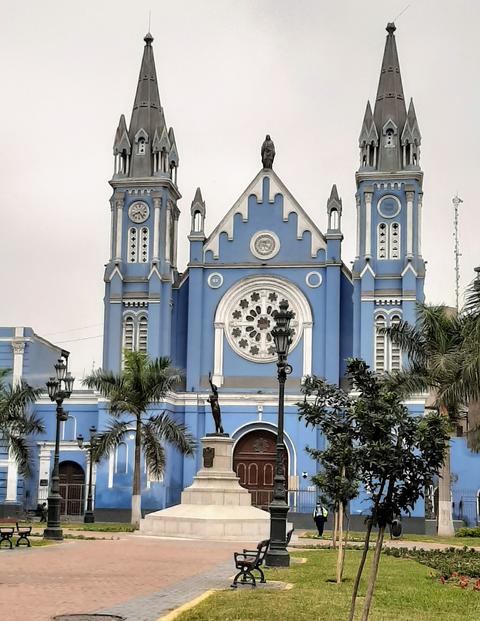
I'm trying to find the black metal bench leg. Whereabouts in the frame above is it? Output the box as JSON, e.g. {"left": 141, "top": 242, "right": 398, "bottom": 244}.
{"left": 231, "top": 568, "right": 256, "bottom": 588}
{"left": 0, "top": 536, "right": 13, "bottom": 550}
{"left": 16, "top": 535, "right": 31, "bottom": 547}
{"left": 255, "top": 566, "right": 266, "bottom": 583}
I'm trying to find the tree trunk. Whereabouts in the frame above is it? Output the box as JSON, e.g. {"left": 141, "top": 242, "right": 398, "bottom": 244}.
{"left": 437, "top": 405, "right": 454, "bottom": 537}
{"left": 332, "top": 505, "right": 338, "bottom": 548}
{"left": 360, "top": 526, "right": 385, "bottom": 621}
{"left": 437, "top": 439, "right": 454, "bottom": 536}
{"left": 131, "top": 416, "right": 142, "bottom": 528}
{"left": 341, "top": 513, "right": 350, "bottom": 583}
{"left": 336, "top": 500, "right": 344, "bottom": 583}
{"left": 347, "top": 519, "right": 373, "bottom": 621}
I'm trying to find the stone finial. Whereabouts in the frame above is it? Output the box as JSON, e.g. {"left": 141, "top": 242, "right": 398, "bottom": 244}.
{"left": 261, "top": 134, "right": 275, "bottom": 169}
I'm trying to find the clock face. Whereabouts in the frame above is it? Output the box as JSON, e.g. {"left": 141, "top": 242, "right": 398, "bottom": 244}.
{"left": 128, "top": 201, "right": 149, "bottom": 223}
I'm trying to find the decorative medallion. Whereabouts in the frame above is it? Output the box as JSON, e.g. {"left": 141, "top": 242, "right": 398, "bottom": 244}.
{"left": 208, "top": 273, "right": 224, "bottom": 289}
{"left": 250, "top": 231, "right": 280, "bottom": 260}
{"left": 252, "top": 437, "right": 272, "bottom": 453}
{"left": 225, "top": 283, "right": 301, "bottom": 363}
{"left": 305, "top": 271, "right": 323, "bottom": 288}
{"left": 128, "top": 201, "right": 150, "bottom": 223}
{"left": 377, "top": 195, "right": 401, "bottom": 219}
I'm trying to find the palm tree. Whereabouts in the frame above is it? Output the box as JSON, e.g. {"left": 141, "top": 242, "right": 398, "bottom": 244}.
{"left": 0, "top": 369, "right": 44, "bottom": 477}
{"left": 385, "top": 303, "right": 468, "bottom": 536}
{"left": 83, "top": 351, "right": 196, "bottom": 527}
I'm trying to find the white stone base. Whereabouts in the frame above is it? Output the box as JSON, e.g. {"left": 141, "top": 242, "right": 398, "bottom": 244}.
{"left": 139, "top": 435, "right": 271, "bottom": 541}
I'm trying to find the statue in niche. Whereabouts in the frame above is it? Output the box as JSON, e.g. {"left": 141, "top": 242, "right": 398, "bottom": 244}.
{"left": 261, "top": 134, "right": 275, "bottom": 169}
{"left": 208, "top": 372, "right": 224, "bottom": 435}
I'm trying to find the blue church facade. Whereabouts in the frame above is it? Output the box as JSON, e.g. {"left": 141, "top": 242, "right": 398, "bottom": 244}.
{"left": 1, "top": 24, "right": 479, "bottom": 527}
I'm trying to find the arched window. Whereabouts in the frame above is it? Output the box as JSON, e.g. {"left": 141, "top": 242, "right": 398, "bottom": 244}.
{"left": 193, "top": 211, "right": 203, "bottom": 232}
{"left": 374, "top": 315, "right": 387, "bottom": 372}
{"left": 123, "top": 316, "right": 134, "bottom": 354}
{"left": 115, "top": 443, "right": 128, "bottom": 474}
{"left": 62, "top": 415, "right": 76, "bottom": 441}
{"left": 369, "top": 142, "right": 375, "bottom": 166}
{"left": 385, "top": 128, "right": 394, "bottom": 147}
{"left": 329, "top": 209, "right": 339, "bottom": 230}
{"left": 138, "top": 315, "right": 148, "bottom": 353}
{"left": 390, "top": 223, "right": 400, "bottom": 259}
{"left": 140, "top": 227, "right": 149, "bottom": 263}
{"left": 390, "top": 314, "right": 402, "bottom": 371}
{"left": 377, "top": 223, "right": 388, "bottom": 259}
{"left": 128, "top": 227, "right": 138, "bottom": 263}
{"left": 138, "top": 138, "right": 146, "bottom": 155}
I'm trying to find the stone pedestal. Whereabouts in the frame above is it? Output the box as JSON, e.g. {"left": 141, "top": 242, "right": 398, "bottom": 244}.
{"left": 139, "top": 436, "right": 270, "bottom": 540}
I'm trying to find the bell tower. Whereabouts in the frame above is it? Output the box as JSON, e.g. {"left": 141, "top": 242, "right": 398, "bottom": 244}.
{"left": 353, "top": 23, "right": 425, "bottom": 371}
{"left": 103, "top": 33, "right": 180, "bottom": 371}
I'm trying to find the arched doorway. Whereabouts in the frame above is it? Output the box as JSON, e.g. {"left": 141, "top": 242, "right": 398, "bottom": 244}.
{"left": 233, "top": 430, "right": 288, "bottom": 510}
{"left": 59, "top": 461, "right": 85, "bottom": 517}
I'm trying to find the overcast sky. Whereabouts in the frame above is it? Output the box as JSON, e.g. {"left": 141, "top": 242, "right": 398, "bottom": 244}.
{"left": 1, "top": 0, "right": 479, "bottom": 380}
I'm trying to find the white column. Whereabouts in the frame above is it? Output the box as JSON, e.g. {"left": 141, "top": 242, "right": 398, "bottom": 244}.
{"left": 11, "top": 338, "right": 25, "bottom": 387}
{"left": 417, "top": 193, "right": 423, "bottom": 256}
{"left": 302, "top": 323, "right": 313, "bottom": 379}
{"left": 152, "top": 195, "right": 161, "bottom": 260}
{"left": 6, "top": 338, "right": 25, "bottom": 501}
{"left": 115, "top": 197, "right": 124, "bottom": 261}
{"left": 37, "top": 445, "right": 52, "bottom": 503}
{"left": 165, "top": 202, "right": 171, "bottom": 264}
{"left": 406, "top": 191, "right": 414, "bottom": 257}
{"left": 108, "top": 451, "right": 114, "bottom": 488}
{"left": 212, "top": 323, "right": 224, "bottom": 386}
{"left": 365, "top": 192, "right": 372, "bottom": 258}
{"left": 172, "top": 216, "right": 178, "bottom": 268}
{"left": 355, "top": 195, "right": 361, "bottom": 258}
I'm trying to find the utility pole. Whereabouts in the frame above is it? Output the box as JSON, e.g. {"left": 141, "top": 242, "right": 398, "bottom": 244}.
{"left": 452, "top": 195, "right": 463, "bottom": 312}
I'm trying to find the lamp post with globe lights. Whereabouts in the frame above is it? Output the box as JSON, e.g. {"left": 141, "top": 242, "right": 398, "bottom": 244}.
{"left": 43, "top": 356, "right": 74, "bottom": 541}
{"left": 265, "top": 299, "right": 294, "bottom": 567}
{"left": 77, "top": 426, "right": 98, "bottom": 523}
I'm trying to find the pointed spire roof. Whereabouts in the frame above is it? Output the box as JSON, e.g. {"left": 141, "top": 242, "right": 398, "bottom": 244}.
{"left": 129, "top": 32, "right": 164, "bottom": 143}
{"left": 191, "top": 187, "right": 205, "bottom": 214}
{"left": 359, "top": 101, "right": 378, "bottom": 146}
{"left": 113, "top": 114, "right": 131, "bottom": 154}
{"left": 373, "top": 23, "right": 406, "bottom": 131}
{"left": 327, "top": 184, "right": 342, "bottom": 213}
{"left": 401, "top": 98, "right": 422, "bottom": 144}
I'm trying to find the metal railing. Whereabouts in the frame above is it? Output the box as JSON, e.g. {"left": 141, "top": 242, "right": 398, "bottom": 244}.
{"left": 37, "top": 484, "right": 95, "bottom": 517}
{"left": 249, "top": 488, "right": 317, "bottom": 513}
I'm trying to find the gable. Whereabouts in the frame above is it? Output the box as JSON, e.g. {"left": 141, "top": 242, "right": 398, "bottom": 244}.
{"left": 203, "top": 169, "right": 327, "bottom": 261}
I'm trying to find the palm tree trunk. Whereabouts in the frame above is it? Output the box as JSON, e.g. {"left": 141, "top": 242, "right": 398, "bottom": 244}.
{"left": 131, "top": 416, "right": 142, "bottom": 528}
{"left": 437, "top": 438, "right": 454, "bottom": 536}
{"left": 360, "top": 526, "right": 385, "bottom": 621}
{"left": 347, "top": 519, "right": 373, "bottom": 621}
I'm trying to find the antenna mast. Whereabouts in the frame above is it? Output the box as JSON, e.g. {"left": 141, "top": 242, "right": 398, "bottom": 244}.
{"left": 452, "top": 194, "right": 463, "bottom": 311}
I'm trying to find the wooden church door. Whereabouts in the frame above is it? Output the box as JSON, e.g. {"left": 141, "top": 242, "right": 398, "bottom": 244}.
{"left": 59, "top": 461, "right": 85, "bottom": 516}
{"left": 233, "top": 430, "right": 288, "bottom": 509}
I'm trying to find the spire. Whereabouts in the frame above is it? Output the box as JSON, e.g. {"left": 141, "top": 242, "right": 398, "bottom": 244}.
{"left": 129, "top": 32, "right": 163, "bottom": 142}
{"left": 358, "top": 101, "right": 378, "bottom": 147}
{"left": 190, "top": 187, "right": 206, "bottom": 235}
{"left": 327, "top": 184, "right": 342, "bottom": 232}
{"left": 373, "top": 23, "right": 406, "bottom": 131}
{"left": 113, "top": 114, "right": 131, "bottom": 155}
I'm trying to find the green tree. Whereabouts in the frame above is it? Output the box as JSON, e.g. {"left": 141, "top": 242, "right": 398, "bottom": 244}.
{"left": 385, "top": 303, "right": 470, "bottom": 536}
{"left": 299, "top": 377, "right": 359, "bottom": 583}
{"left": 0, "top": 369, "right": 44, "bottom": 477}
{"left": 83, "top": 351, "right": 196, "bottom": 527}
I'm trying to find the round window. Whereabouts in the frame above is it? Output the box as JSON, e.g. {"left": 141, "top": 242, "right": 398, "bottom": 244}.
{"left": 377, "top": 195, "right": 401, "bottom": 218}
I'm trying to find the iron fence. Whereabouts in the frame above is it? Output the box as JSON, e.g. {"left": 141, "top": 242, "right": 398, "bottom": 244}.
{"left": 37, "top": 484, "right": 95, "bottom": 517}
{"left": 249, "top": 488, "right": 317, "bottom": 513}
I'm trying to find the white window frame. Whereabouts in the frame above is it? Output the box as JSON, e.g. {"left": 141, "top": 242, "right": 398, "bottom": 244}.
{"left": 374, "top": 310, "right": 402, "bottom": 373}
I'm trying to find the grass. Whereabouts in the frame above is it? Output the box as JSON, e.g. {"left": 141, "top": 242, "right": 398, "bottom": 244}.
{"left": 28, "top": 522, "right": 136, "bottom": 533}
{"left": 300, "top": 530, "right": 480, "bottom": 549}
{"left": 176, "top": 550, "right": 480, "bottom": 621}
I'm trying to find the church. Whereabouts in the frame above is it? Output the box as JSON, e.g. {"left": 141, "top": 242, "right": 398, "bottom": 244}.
{"left": 1, "top": 24, "right": 477, "bottom": 528}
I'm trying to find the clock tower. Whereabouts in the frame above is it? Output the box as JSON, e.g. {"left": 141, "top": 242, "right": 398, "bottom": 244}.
{"left": 102, "top": 32, "right": 180, "bottom": 371}
{"left": 352, "top": 23, "right": 425, "bottom": 371}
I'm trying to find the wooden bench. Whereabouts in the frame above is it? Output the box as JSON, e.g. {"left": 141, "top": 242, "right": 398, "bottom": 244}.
{"left": 0, "top": 522, "right": 32, "bottom": 549}
{"left": 231, "top": 528, "right": 294, "bottom": 588}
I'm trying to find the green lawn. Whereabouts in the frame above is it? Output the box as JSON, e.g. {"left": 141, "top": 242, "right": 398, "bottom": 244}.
{"left": 177, "top": 550, "right": 480, "bottom": 621}
{"left": 301, "top": 530, "right": 480, "bottom": 549}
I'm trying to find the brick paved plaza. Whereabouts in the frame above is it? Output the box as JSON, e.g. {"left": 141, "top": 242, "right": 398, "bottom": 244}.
{"left": 0, "top": 535, "right": 249, "bottom": 621}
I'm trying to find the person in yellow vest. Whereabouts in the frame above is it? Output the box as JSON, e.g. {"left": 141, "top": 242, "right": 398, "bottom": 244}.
{"left": 313, "top": 500, "right": 328, "bottom": 537}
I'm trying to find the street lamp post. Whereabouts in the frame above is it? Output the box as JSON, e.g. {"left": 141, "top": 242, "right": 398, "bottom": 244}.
{"left": 265, "top": 299, "right": 294, "bottom": 567}
{"left": 77, "top": 426, "right": 97, "bottom": 523}
{"left": 43, "top": 357, "right": 75, "bottom": 541}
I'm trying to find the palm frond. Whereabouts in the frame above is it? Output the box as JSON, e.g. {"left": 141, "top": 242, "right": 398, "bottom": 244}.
{"left": 145, "top": 413, "right": 196, "bottom": 456}
{"left": 92, "top": 420, "right": 131, "bottom": 462}
{"left": 8, "top": 434, "right": 32, "bottom": 478}
{"left": 141, "top": 424, "right": 166, "bottom": 479}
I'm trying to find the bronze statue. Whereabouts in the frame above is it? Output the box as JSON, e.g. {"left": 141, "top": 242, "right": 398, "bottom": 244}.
{"left": 261, "top": 134, "right": 275, "bottom": 169}
{"left": 208, "top": 372, "right": 224, "bottom": 434}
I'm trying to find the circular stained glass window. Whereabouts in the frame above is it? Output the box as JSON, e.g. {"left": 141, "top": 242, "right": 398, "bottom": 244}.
{"left": 225, "top": 285, "right": 301, "bottom": 362}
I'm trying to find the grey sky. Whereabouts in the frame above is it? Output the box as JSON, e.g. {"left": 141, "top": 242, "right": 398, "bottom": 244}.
{"left": 1, "top": 0, "right": 478, "bottom": 379}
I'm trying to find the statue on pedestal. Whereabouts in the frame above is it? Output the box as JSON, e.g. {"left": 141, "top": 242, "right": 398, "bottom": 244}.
{"left": 261, "top": 134, "right": 275, "bottom": 169}
{"left": 208, "top": 372, "right": 224, "bottom": 435}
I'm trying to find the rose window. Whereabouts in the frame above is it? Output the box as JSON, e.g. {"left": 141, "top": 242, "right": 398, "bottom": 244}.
{"left": 226, "top": 287, "right": 301, "bottom": 362}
